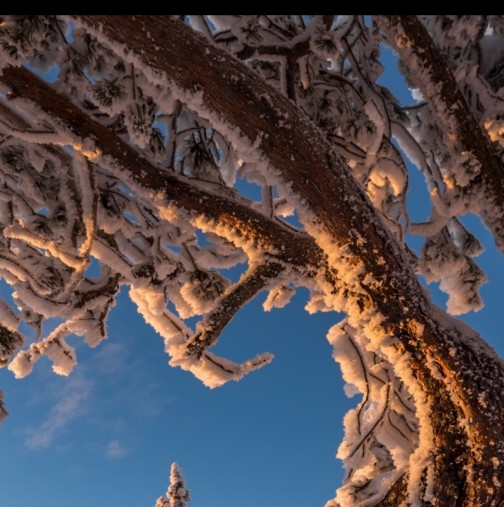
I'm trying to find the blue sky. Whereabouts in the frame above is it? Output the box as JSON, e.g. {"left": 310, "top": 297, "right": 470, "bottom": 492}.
{"left": 0, "top": 284, "right": 349, "bottom": 507}
{"left": 0, "top": 44, "right": 503, "bottom": 507}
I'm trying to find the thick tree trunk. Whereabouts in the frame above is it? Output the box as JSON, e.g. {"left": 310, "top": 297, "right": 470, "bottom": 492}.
{"left": 2, "top": 15, "right": 502, "bottom": 505}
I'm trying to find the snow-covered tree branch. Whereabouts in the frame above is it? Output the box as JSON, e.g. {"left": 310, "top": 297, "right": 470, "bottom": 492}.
{"left": 0, "top": 15, "right": 502, "bottom": 506}
{"left": 379, "top": 15, "right": 504, "bottom": 253}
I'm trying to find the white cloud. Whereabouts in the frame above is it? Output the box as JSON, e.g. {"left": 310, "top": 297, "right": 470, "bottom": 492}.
{"left": 105, "top": 439, "right": 127, "bottom": 458}
{"left": 24, "top": 375, "right": 92, "bottom": 450}
{"left": 94, "top": 342, "right": 128, "bottom": 376}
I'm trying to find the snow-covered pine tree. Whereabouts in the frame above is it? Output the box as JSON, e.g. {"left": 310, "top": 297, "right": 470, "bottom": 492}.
{"left": 0, "top": 15, "right": 503, "bottom": 505}
{"left": 168, "top": 463, "right": 191, "bottom": 507}
{"left": 155, "top": 463, "right": 190, "bottom": 507}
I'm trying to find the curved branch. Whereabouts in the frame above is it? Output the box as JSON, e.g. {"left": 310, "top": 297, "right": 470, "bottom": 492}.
{"left": 1, "top": 17, "right": 503, "bottom": 504}
{"left": 349, "top": 381, "right": 390, "bottom": 459}
{"left": 72, "top": 16, "right": 504, "bottom": 504}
